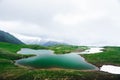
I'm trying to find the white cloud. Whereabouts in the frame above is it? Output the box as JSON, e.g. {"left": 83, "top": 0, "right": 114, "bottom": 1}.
{"left": 53, "top": 12, "right": 105, "bottom": 25}
{"left": 0, "top": 21, "right": 47, "bottom": 36}
{"left": 0, "top": 0, "right": 120, "bottom": 46}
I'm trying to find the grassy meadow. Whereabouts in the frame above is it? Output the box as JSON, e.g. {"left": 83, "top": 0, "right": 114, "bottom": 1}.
{"left": 0, "top": 42, "right": 120, "bottom": 80}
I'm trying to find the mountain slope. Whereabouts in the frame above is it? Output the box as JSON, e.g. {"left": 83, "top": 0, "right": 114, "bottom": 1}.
{"left": 0, "top": 30, "right": 24, "bottom": 44}
{"left": 11, "top": 33, "right": 66, "bottom": 46}
{"left": 10, "top": 33, "right": 42, "bottom": 44}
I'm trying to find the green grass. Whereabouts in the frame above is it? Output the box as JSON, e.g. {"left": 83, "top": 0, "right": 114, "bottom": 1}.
{"left": 0, "top": 42, "right": 47, "bottom": 53}
{"left": 0, "top": 42, "right": 120, "bottom": 80}
{"left": 0, "top": 42, "right": 24, "bottom": 53}
{"left": 0, "top": 42, "right": 87, "bottom": 54}
{"left": 82, "top": 47, "right": 120, "bottom": 67}
{"left": 0, "top": 58, "right": 120, "bottom": 80}
{"left": 48, "top": 44, "right": 88, "bottom": 54}
{"left": 0, "top": 48, "right": 34, "bottom": 60}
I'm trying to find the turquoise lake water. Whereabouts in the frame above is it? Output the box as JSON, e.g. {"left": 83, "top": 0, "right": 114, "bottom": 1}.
{"left": 16, "top": 48, "right": 97, "bottom": 70}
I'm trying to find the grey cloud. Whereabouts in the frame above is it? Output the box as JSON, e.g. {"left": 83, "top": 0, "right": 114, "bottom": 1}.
{"left": 0, "top": 0, "right": 120, "bottom": 46}
{"left": 0, "top": 0, "right": 76, "bottom": 26}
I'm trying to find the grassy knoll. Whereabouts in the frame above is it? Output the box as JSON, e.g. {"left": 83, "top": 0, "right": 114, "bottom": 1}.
{"left": 0, "top": 42, "right": 47, "bottom": 53}
{"left": 0, "top": 42, "right": 120, "bottom": 80}
{"left": 48, "top": 44, "right": 88, "bottom": 54}
{"left": 0, "top": 42, "right": 87, "bottom": 54}
{"left": 82, "top": 47, "right": 120, "bottom": 67}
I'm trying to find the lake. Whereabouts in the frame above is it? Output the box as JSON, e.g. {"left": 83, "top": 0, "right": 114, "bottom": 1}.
{"left": 16, "top": 48, "right": 98, "bottom": 70}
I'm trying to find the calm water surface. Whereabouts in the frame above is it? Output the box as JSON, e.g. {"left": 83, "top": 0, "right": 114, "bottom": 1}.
{"left": 16, "top": 48, "right": 98, "bottom": 70}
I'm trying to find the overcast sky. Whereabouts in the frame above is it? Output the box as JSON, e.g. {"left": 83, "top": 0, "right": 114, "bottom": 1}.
{"left": 0, "top": 0, "right": 120, "bottom": 46}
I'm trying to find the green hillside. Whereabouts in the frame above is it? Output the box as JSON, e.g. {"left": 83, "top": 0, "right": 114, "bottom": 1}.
{"left": 82, "top": 46, "right": 120, "bottom": 67}
{"left": 0, "top": 42, "right": 47, "bottom": 53}
{"left": 0, "top": 30, "right": 24, "bottom": 44}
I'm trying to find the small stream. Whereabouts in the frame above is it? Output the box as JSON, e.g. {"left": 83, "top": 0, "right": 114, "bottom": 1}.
{"left": 15, "top": 47, "right": 103, "bottom": 70}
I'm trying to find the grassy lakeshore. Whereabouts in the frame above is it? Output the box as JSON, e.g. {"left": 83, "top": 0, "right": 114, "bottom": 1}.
{"left": 81, "top": 47, "right": 120, "bottom": 67}
{"left": 0, "top": 42, "right": 120, "bottom": 80}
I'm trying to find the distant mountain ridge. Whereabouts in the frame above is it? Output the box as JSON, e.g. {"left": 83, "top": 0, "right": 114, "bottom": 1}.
{"left": 0, "top": 30, "right": 24, "bottom": 44}
{"left": 11, "top": 33, "right": 67, "bottom": 46}
{"left": 41, "top": 41, "right": 67, "bottom": 46}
